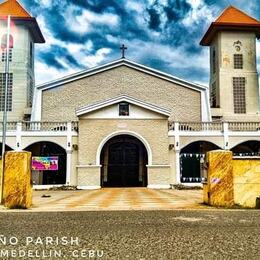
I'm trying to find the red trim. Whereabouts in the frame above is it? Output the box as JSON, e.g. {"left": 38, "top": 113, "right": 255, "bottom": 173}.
{"left": 200, "top": 23, "right": 260, "bottom": 46}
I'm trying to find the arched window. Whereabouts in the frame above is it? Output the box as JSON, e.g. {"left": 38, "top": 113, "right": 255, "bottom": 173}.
{"left": 1, "top": 34, "right": 14, "bottom": 49}
{"left": 1, "top": 34, "right": 13, "bottom": 62}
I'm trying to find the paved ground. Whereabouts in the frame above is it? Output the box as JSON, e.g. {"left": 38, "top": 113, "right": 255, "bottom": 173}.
{"left": 0, "top": 210, "right": 259, "bottom": 259}
{"left": 28, "top": 188, "right": 206, "bottom": 211}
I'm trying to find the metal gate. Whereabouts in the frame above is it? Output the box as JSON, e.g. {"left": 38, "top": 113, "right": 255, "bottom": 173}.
{"left": 180, "top": 153, "right": 205, "bottom": 183}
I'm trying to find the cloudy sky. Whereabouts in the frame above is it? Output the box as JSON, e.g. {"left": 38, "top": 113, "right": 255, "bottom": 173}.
{"left": 17, "top": 0, "right": 260, "bottom": 85}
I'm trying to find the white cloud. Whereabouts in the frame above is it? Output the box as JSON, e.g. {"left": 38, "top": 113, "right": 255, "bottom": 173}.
{"left": 182, "top": 0, "right": 215, "bottom": 27}
{"left": 81, "top": 48, "right": 111, "bottom": 67}
{"left": 125, "top": 0, "right": 144, "bottom": 12}
{"left": 35, "top": 14, "right": 103, "bottom": 84}
{"left": 131, "top": 39, "right": 209, "bottom": 69}
{"left": 65, "top": 6, "right": 119, "bottom": 34}
{"left": 35, "top": 47, "right": 111, "bottom": 85}
{"left": 40, "top": 0, "right": 52, "bottom": 8}
{"left": 35, "top": 61, "right": 77, "bottom": 85}
{"left": 36, "top": 15, "right": 65, "bottom": 52}
{"left": 120, "top": 38, "right": 209, "bottom": 85}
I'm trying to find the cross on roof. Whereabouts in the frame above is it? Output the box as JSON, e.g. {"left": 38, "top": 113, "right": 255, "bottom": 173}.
{"left": 120, "top": 44, "right": 127, "bottom": 58}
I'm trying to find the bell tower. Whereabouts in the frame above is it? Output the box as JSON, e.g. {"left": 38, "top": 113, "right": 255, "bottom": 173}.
{"left": 0, "top": 0, "right": 44, "bottom": 121}
{"left": 200, "top": 6, "right": 260, "bottom": 121}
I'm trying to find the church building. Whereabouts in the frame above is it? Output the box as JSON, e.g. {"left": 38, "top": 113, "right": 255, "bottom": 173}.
{"left": 0, "top": 1, "right": 260, "bottom": 189}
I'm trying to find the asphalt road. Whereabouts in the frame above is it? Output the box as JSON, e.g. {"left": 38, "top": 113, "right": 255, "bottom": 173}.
{"left": 0, "top": 210, "right": 259, "bottom": 259}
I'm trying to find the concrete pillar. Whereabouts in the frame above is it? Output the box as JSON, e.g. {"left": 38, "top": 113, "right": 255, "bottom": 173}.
{"left": 175, "top": 151, "right": 181, "bottom": 184}
{"left": 174, "top": 122, "right": 181, "bottom": 184}
{"left": 15, "top": 122, "right": 22, "bottom": 151}
{"left": 66, "top": 150, "right": 72, "bottom": 185}
{"left": 66, "top": 122, "right": 73, "bottom": 185}
{"left": 223, "top": 122, "right": 229, "bottom": 150}
{"left": 103, "top": 145, "right": 108, "bottom": 182}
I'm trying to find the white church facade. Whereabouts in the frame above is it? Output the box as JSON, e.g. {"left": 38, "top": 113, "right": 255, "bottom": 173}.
{"left": 0, "top": 1, "right": 260, "bottom": 189}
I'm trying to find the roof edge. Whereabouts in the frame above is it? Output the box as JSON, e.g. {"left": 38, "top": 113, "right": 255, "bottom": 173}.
{"left": 76, "top": 94, "right": 171, "bottom": 117}
{"left": 37, "top": 58, "right": 207, "bottom": 93}
{"left": 200, "top": 23, "right": 260, "bottom": 46}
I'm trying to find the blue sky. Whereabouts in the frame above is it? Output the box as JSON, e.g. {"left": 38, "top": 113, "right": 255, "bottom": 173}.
{"left": 17, "top": 0, "right": 260, "bottom": 85}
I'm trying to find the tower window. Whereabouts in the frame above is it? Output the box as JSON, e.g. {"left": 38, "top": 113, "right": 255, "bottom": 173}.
{"left": 1, "top": 34, "right": 13, "bottom": 62}
{"left": 1, "top": 49, "right": 12, "bottom": 62}
{"left": 233, "top": 77, "right": 246, "bottom": 114}
{"left": 119, "top": 102, "right": 129, "bottom": 116}
{"left": 210, "top": 82, "right": 216, "bottom": 108}
{"left": 210, "top": 81, "right": 220, "bottom": 108}
{"left": 27, "top": 76, "right": 34, "bottom": 107}
{"left": 212, "top": 48, "right": 216, "bottom": 74}
{"left": 29, "top": 42, "right": 33, "bottom": 68}
{"left": 234, "top": 54, "right": 243, "bottom": 69}
{"left": 0, "top": 73, "right": 13, "bottom": 111}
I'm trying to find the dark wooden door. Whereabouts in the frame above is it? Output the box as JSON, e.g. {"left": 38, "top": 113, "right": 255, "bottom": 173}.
{"left": 107, "top": 142, "right": 140, "bottom": 187}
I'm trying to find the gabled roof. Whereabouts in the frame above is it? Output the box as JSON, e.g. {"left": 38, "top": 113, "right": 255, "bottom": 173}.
{"left": 200, "top": 6, "right": 260, "bottom": 46}
{"left": 37, "top": 58, "right": 207, "bottom": 93}
{"left": 76, "top": 95, "right": 171, "bottom": 117}
{"left": 0, "top": 0, "right": 31, "bottom": 18}
{"left": 215, "top": 6, "right": 260, "bottom": 25}
{"left": 0, "top": 0, "right": 45, "bottom": 43}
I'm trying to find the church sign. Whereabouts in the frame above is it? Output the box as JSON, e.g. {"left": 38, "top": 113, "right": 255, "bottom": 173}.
{"left": 32, "top": 157, "right": 58, "bottom": 171}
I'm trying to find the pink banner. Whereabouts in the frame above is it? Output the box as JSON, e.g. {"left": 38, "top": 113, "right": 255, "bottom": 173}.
{"left": 32, "top": 157, "right": 58, "bottom": 171}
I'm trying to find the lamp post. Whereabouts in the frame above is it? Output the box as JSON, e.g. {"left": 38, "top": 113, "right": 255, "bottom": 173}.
{"left": 0, "top": 15, "right": 11, "bottom": 204}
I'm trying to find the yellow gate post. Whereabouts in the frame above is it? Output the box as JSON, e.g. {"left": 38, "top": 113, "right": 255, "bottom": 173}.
{"left": 2, "top": 151, "right": 32, "bottom": 209}
{"left": 203, "top": 150, "right": 234, "bottom": 207}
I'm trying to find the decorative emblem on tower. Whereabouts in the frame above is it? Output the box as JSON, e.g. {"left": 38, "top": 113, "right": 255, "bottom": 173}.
{"left": 233, "top": 40, "right": 242, "bottom": 52}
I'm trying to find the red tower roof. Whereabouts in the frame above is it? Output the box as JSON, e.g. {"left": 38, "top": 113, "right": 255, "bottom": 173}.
{"left": 0, "top": 0, "right": 45, "bottom": 43}
{"left": 200, "top": 6, "right": 260, "bottom": 46}
{"left": 0, "top": 0, "right": 31, "bottom": 18}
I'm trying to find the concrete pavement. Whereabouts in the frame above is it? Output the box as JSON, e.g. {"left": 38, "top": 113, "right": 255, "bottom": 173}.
{"left": 0, "top": 210, "right": 259, "bottom": 259}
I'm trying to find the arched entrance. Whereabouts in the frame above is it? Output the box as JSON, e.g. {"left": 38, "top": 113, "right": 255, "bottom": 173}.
{"left": 0, "top": 143, "right": 13, "bottom": 153}
{"left": 231, "top": 140, "right": 260, "bottom": 156}
{"left": 24, "top": 141, "right": 67, "bottom": 185}
{"left": 180, "top": 141, "right": 221, "bottom": 182}
{"left": 100, "top": 135, "right": 148, "bottom": 187}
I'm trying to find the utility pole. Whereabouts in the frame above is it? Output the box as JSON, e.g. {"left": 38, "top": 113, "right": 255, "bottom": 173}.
{"left": 1, "top": 15, "right": 11, "bottom": 204}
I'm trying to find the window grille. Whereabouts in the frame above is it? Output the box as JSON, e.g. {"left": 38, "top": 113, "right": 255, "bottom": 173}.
{"left": 210, "top": 82, "right": 217, "bottom": 108}
{"left": 212, "top": 48, "right": 216, "bottom": 74}
{"left": 1, "top": 49, "right": 12, "bottom": 62}
{"left": 234, "top": 54, "right": 243, "bottom": 69}
{"left": 233, "top": 77, "right": 246, "bottom": 114}
{"left": 29, "top": 42, "right": 33, "bottom": 68}
{"left": 0, "top": 73, "right": 13, "bottom": 111}
{"left": 27, "top": 76, "right": 34, "bottom": 107}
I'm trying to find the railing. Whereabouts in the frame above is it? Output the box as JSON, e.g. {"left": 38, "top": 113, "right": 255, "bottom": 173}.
{"left": 169, "top": 121, "right": 260, "bottom": 132}
{"left": 0, "top": 121, "right": 79, "bottom": 132}
{"left": 0, "top": 121, "right": 259, "bottom": 133}
{"left": 22, "top": 121, "right": 79, "bottom": 132}
{"left": 0, "top": 122, "right": 17, "bottom": 131}
{"left": 228, "top": 122, "right": 260, "bottom": 132}
{"left": 178, "top": 122, "right": 223, "bottom": 131}
{"left": 22, "top": 121, "right": 66, "bottom": 131}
